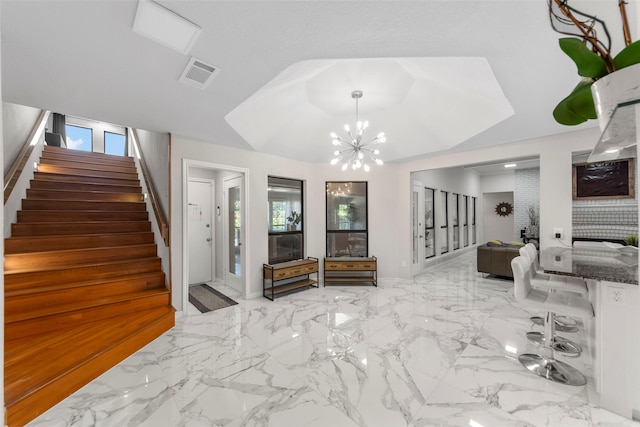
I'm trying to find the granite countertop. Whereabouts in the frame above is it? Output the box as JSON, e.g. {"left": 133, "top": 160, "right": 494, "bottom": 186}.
{"left": 540, "top": 247, "right": 638, "bottom": 285}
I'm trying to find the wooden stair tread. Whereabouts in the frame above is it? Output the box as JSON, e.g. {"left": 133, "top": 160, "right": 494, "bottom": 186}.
{"left": 30, "top": 180, "right": 142, "bottom": 193}
{"left": 5, "top": 270, "right": 165, "bottom": 297}
{"left": 4, "top": 243, "right": 157, "bottom": 274}
{"left": 22, "top": 199, "right": 146, "bottom": 211}
{"left": 27, "top": 188, "right": 143, "bottom": 199}
{"left": 17, "top": 210, "right": 149, "bottom": 222}
{"left": 5, "top": 305, "right": 171, "bottom": 361}
{"left": 5, "top": 232, "right": 154, "bottom": 253}
{"left": 42, "top": 145, "right": 134, "bottom": 160}
{"left": 35, "top": 164, "right": 139, "bottom": 180}
{"left": 34, "top": 172, "right": 140, "bottom": 186}
{"left": 39, "top": 154, "right": 136, "bottom": 166}
{"left": 11, "top": 221, "right": 152, "bottom": 237}
{"left": 5, "top": 307, "right": 175, "bottom": 425}
{"left": 5, "top": 306, "right": 172, "bottom": 383}
{"left": 4, "top": 257, "right": 162, "bottom": 290}
{"left": 6, "top": 287, "right": 170, "bottom": 323}
{"left": 5, "top": 250, "right": 160, "bottom": 274}
{"left": 37, "top": 160, "right": 138, "bottom": 175}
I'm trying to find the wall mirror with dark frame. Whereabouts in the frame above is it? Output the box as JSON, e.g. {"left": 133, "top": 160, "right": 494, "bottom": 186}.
{"left": 268, "top": 176, "right": 303, "bottom": 264}
{"left": 326, "top": 181, "right": 368, "bottom": 257}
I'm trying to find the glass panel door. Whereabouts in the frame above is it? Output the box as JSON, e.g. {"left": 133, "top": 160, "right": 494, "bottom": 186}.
{"left": 472, "top": 197, "right": 477, "bottom": 244}
{"left": 424, "top": 187, "right": 435, "bottom": 258}
{"left": 440, "top": 191, "right": 449, "bottom": 254}
{"left": 463, "top": 195, "right": 469, "bottom": 247}
{"left": 452, "top": 193, "right": 460, "bottom": 250}
{"left": 224, "top": 176, "right": 243, "bottom": 292}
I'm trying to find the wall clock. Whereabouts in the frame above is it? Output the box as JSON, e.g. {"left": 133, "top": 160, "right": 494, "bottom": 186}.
{"left": 495, "top": 202, "right": 513, "bottom": 217}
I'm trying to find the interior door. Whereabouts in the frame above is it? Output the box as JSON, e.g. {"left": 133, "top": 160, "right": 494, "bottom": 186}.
{"left": 224, "top": 176, "right": 243, "bottom": 292}
{"left": 411, "top": 182, "right": 425, "bottom": 276}
{"left": 188, "top": 179, "right": 214, "bottom": 284}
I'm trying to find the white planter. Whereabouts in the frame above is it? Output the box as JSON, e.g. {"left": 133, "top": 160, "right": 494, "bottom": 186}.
{"left": 591, "top": 63, "right": 640, "bottom": 131}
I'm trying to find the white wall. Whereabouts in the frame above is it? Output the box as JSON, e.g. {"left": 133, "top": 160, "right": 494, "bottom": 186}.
{"left": 170, "top": 127, "right": 601, "bottom": 308}
{"left": 480, "top": 172, "right": 514, "bottom": 194}
{"left": 170, "top": 135, "right": 401, "bottom": 309}
{"left": 396, "top": 127, "right": 601, "bottom": 278}
{"left": 2, "top": 102, "right": 41, "bottom": 172}
{"left": 1, "top": 12, "right": 5, "bottom": 415}
{"left": 3, "top": 111, "right": 47, "bottom": 238}
{"left": 136, "top": 129, "right": 170, "bottom": 219}
{"left": 483, "top": 191, "right": 515, "bottom": 242}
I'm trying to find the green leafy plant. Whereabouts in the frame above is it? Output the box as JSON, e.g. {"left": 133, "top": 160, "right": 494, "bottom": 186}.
{"left": 549, "top": 0, "right": 640, "bottom": 125}
{"left": 287, "top": 211, "right": 301, "bottom": 226}
{"left": 624, "top": 234, "right": 638, "bottom": 247}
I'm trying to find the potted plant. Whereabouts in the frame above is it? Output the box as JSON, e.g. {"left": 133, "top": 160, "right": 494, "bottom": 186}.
{"left": 548, "top": 0, "right": 640, "bottom": 125}
{"left": 287, "top": 211, "right": 301, "bottom": 230}
{"left": 624, "top": 234, "right": 638, "bottom": 247}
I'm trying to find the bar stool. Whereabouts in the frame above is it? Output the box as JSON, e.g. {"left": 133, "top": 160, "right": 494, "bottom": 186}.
{"left": 520, "top": 244, "right": 587, "bottom": 295}
{"left": 511, "top": 256, "right": 594, "bottom": 386}
{"left": 519, "top": 244, "right": 586, "bottom": 334}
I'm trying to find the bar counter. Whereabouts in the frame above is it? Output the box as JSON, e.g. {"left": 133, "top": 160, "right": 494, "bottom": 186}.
{"left": 540, "top": 245, "right": 638, "bottom": 285}
{"left": 540, "top": 244, "right": 639, "bottom": 419}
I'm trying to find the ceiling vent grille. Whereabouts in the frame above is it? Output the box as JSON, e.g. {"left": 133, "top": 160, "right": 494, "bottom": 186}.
{"left": 179, "top": 57, "right": 219, "bottom": 89}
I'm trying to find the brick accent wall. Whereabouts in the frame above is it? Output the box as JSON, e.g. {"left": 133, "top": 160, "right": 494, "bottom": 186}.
{"left": 572, "top": 159, "right": 638, "bottom": 242}
{"left": 514, "top": 168, "right": 540, "bottom": 238}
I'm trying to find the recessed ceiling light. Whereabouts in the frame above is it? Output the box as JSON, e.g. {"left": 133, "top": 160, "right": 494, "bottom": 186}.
{"left": 132, "top": 0, "right": 201, "bottom": 54}
{"left": 504, "top": 163, "right": 516, "bottom": 168}
{"left": 604, "top": 148, "right": 620, "bottom": 154}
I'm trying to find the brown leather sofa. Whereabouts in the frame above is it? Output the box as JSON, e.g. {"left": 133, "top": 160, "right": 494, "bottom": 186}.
{"left": 477, "top": 242, "right": 522, "bottom": 278}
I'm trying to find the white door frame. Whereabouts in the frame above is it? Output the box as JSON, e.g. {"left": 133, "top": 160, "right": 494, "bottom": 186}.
{"left": 187, "top": 178, "right": 215, "bottom": 284}
{"left": 182, "top": 159, "right": 250, "bottom": 312}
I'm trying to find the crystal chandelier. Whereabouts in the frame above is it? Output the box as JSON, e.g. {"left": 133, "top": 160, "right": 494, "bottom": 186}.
{"left": 330, "top": 90, "right": 386, "bottom": 172}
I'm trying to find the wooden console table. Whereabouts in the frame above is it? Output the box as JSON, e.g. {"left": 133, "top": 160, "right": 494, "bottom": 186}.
{"left": 263, "top": 257, "right": 319, "bottom": 300}
{"left": 324, "top": 256, "right": 377, "bottom": 286}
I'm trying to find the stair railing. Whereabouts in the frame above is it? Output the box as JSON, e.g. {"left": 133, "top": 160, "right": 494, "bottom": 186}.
{"left": 129, "top": 128, "right": 170, "bottom": 246}
{"left": 3, "top": 110, "right": 50, "bottom": 204}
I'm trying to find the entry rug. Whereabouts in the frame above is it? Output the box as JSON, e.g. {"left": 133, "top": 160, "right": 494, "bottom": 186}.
{"left": 188, "top": 284, "right": 238, "bottom": 313}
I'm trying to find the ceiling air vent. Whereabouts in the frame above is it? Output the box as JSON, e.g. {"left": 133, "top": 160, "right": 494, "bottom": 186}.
{"left": 179, "top": 57, "right": 219, "bottom": 89}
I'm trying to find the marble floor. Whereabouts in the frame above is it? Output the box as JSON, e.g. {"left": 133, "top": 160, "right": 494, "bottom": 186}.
{"left": 28, "top": 252, "right": 639, "bottom": 426}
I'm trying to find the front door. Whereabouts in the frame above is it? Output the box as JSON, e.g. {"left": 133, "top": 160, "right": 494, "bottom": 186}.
{"left": 224, "top": 176, "right": 243, "bottom": 292}
{"left": 187, "top": 179, "right": 214, "bottom": 284}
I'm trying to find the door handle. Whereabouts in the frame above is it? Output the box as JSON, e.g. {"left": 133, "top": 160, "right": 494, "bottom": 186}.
{"left": 206, "top": 237, "right": 211, "bottom": 242}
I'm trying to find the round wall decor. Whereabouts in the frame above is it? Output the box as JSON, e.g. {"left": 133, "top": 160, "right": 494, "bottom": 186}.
{"left": 495, "top": 202, "right": 513, "bottom": 217}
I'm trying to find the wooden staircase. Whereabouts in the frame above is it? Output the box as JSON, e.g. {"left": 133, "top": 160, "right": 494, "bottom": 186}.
{"left": 4, "top": 146, "right": 175, "bottom": 426}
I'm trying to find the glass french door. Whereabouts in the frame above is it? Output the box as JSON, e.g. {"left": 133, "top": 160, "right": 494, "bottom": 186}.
{"left": 424, "top": 188, "right": 435, "bottom": 258}
{"left": 224, "top": 176, "right": 243, "bottom": 292}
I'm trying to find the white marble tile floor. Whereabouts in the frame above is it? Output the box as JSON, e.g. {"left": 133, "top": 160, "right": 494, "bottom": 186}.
{"left": 27, "top": 252, "right": 639, "bottom": 426}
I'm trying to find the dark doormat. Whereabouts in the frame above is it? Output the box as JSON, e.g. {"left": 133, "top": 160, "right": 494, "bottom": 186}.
{"left": 189, "top": 284, "right": 238, "bottom": 313}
